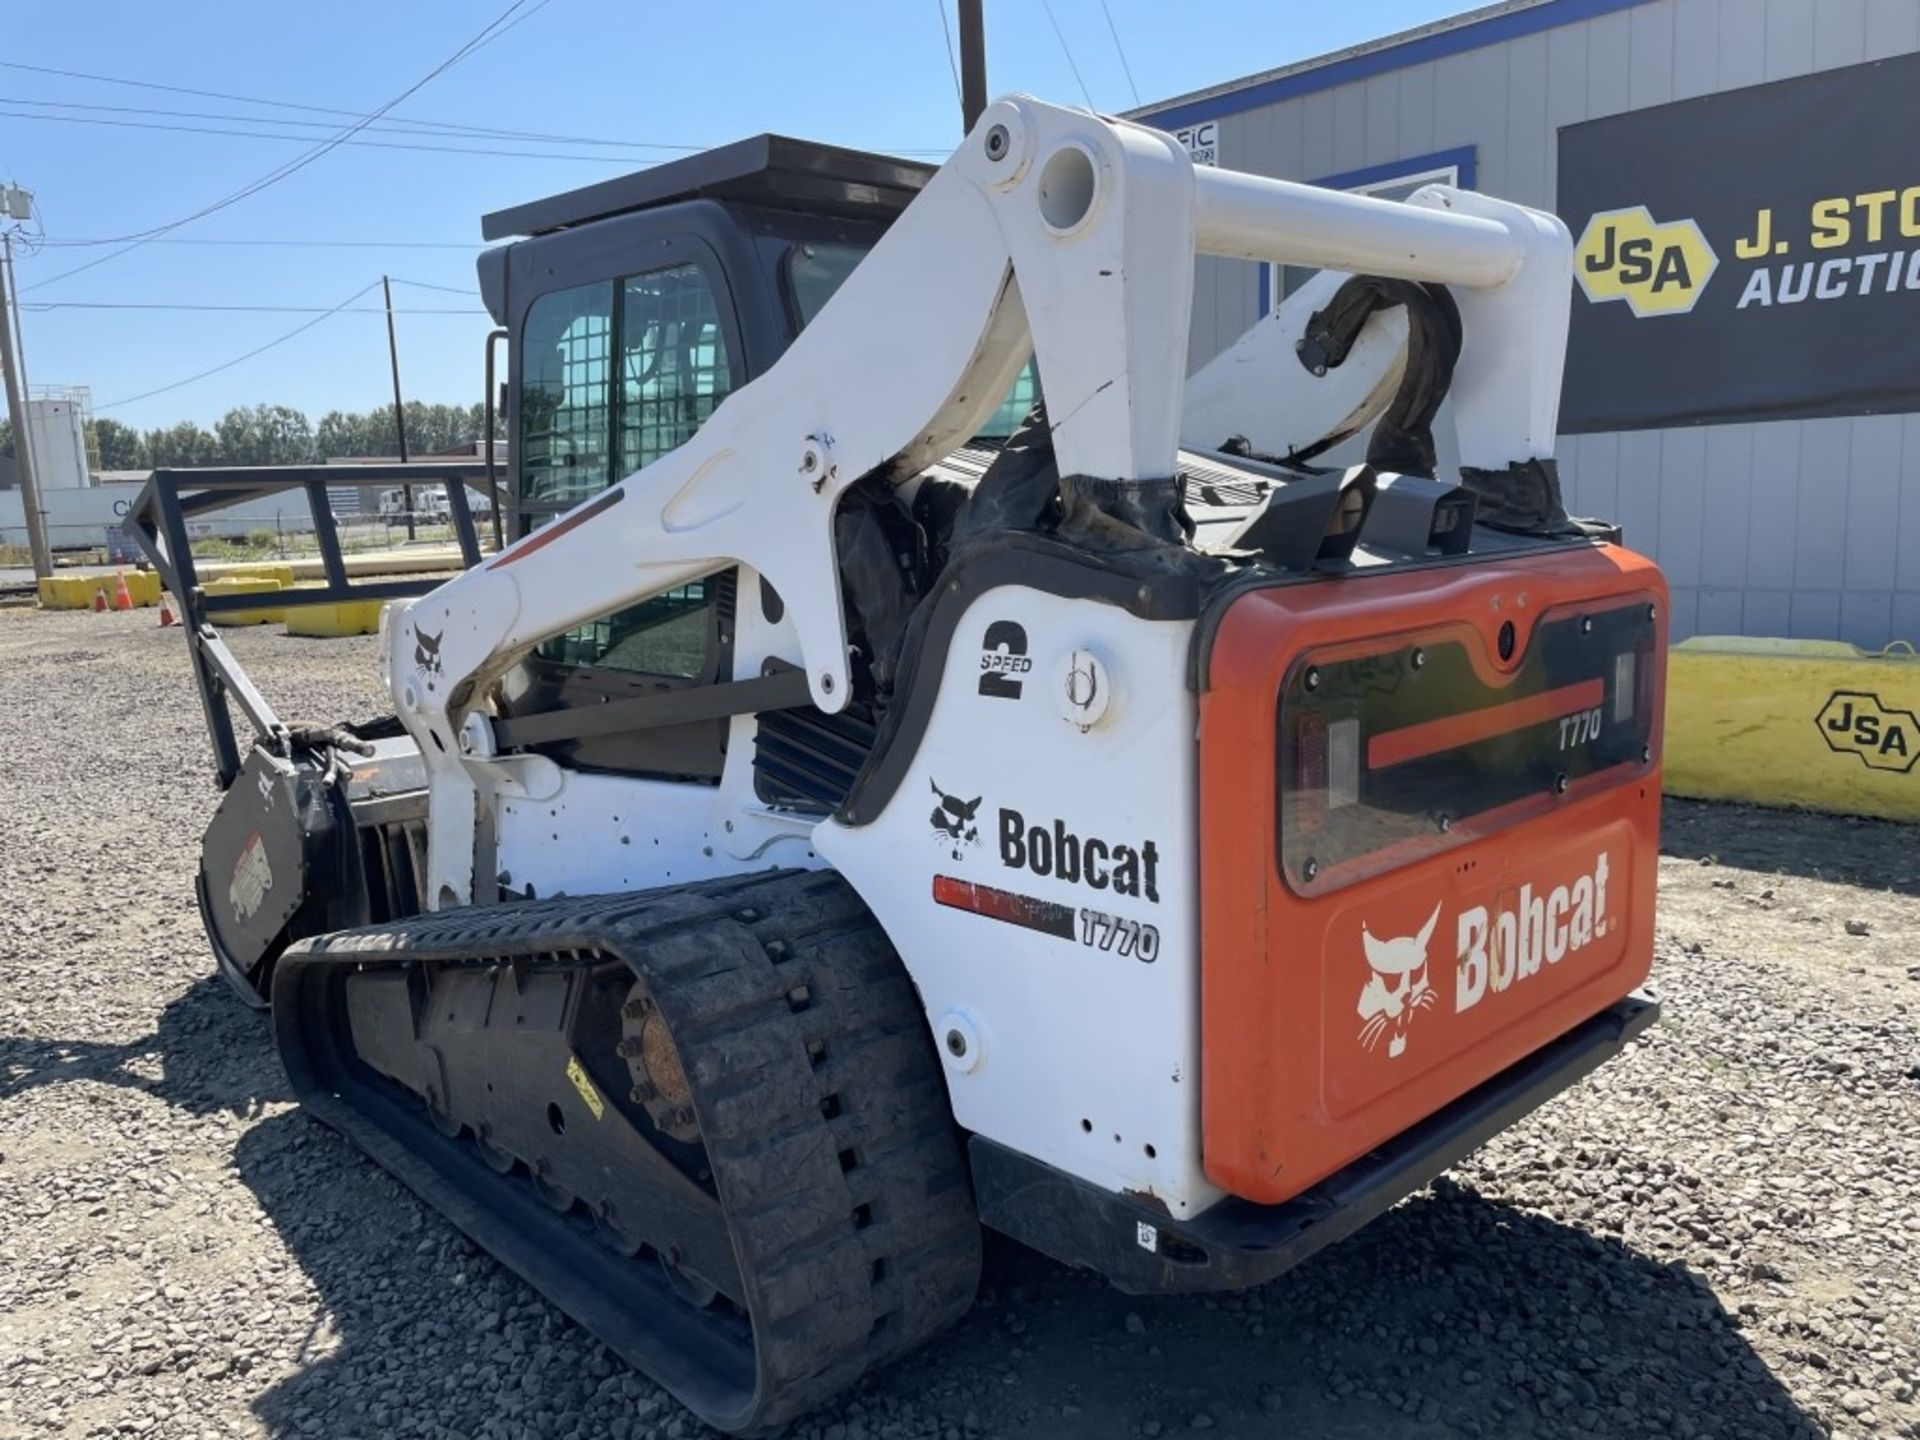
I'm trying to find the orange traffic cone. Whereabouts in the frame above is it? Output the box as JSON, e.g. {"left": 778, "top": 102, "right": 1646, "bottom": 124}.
{"left": 158, "top": 594, "right": 178, "bottom": 627}
{"left": 113, "top": 572, "right": 134, "bottom": 611}
{"left": 91, "top": 585, "right": 109, "bottom": 613}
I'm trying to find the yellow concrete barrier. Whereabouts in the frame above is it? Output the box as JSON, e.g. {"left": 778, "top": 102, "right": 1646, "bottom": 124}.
{"left": 204, "top": 575, "right": 287, "bottom": 626}
{"left": 36, "top": 571, "right": 163, "bottom": 609}
{"left": 37, "top": 576, "right": 99, "bottom": 610}
{"left": 1665, "top": 635, "right": 1920, "bottom": 821}
{"left": 121, "top": 571, "right": 162, "bottom": 607}
{"left": 202, "top": 561, "right": 297, "bottom": 588}
{"left": 200, "top": 550, "right": 463, "bottom": 583}
{"left": 284, "top": 598, "right": 387, "bottom": 638}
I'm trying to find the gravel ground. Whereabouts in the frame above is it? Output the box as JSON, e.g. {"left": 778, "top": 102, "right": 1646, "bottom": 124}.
{"left": 1, "top": 606, "right": 1916, "bottom": 1440}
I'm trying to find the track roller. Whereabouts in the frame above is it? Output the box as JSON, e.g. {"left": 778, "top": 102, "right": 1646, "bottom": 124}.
{"left": 273, "top": 870, "right": 982, "bottom": 1435}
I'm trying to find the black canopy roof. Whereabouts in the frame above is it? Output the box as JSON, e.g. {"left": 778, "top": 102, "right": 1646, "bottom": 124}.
{"left": 481, "top": 135, "right": 939, "bottom": 241}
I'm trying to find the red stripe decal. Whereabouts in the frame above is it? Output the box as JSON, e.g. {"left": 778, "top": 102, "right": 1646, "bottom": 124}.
{"left": 932, "top": 876, "right": 1076, "bottom": 939}
{"left": 487, "top": 487, "right": 624, "bottom": 570}
{"left": 1367, "top": 678, "right": 1607, "bottom": 770}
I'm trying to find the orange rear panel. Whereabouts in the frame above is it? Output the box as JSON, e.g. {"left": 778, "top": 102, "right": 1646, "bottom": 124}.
{"left": 1198, "top": 545, "right": 1666, "bottom": 1205}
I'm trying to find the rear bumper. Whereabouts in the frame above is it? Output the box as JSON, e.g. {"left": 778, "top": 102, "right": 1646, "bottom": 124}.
{"left": 971, "top": 992, "right": 1658, "bottom": 1294}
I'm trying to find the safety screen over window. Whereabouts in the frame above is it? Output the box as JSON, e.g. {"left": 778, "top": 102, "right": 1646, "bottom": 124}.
{"left": 521, "top": 262, "right": 735, "bottom": 674}
{"left": 539, "top": 579, "right": 718, "bottom": 677}
{"left": 617, "top": 266, "right": 733, "bottom": 473}
{"left": 520, "top": 282, "right": 614, "bottom": 509}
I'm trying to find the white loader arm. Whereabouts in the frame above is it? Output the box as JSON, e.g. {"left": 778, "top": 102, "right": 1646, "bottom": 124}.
{"left": 1183, "top": 265, "right": 1413, "bottom": 462}
{"left": 391, "top": 96, "right": 1573, "bottom": 908}
{"left": 1185, "top": 185, "right": 1573, "bottom": 466}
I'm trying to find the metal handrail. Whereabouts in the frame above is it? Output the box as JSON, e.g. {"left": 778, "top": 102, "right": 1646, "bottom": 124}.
{"left": 124, "top": 461, "right": 500, "bottom": 788}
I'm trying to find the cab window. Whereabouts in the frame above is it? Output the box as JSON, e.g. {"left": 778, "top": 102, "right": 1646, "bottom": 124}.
{"left": 784, "top": 241, "right": 1038, "bottom": 438}
{"left": 520, "top": 281, "right": 613, "bottom": 509}
{"left": 520, "top": 263, "right": 735, "bottom": 676}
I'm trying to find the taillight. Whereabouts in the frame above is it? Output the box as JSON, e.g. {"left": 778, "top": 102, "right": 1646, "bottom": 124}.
{"left": 1327, "top": 716, "right": 1360, "bottom": 809}
{"left": 1612, "top": 648, "right": 1637, "bottom": 724}
{"left": 1295, "top": 713, "right": 1327, "bottom": 834}
{"left": 1291, "top": 712, "right": 1360, "bottom": 837}
{"left": 1276, "top": 597, "right": 1659, "bottom": 894}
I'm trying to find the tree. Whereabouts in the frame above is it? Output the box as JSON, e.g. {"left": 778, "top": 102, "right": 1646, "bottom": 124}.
{"left": 214, "top": 404, "right": 315, "bottom": 466}
{"left": 124, "top": 398, "right": 489, "bottom": 470}
{"left": 143, "top": 421, "right": 221, "bottom": 468}
{"left": 316, "top": 409, "right": 378, "bottom": 460}
{"left": 469, "top": 400, "right": 504, "bottom": 440}
{"left": 88, "top": 417, "right": 149, "bottom": 471}
{"left": 319, "top": 406, "right": 400, "bottom": 459}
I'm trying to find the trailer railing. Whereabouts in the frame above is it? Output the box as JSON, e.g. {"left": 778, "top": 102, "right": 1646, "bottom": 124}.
{"left": 125, "top": 462, "right": 501, "bottom": 788}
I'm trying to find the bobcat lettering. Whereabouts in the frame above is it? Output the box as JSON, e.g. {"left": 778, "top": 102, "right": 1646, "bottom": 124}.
{"left": 1455, "top": 853, "right": 1611, "bottom": 1013}
{"left": 998, "top": 808, "right": 1161, "bottom": 903}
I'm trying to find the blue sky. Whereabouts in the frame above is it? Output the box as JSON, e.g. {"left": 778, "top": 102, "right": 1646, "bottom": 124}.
{"left": 2, "top": 0, "right": 1461, "bottom": 433}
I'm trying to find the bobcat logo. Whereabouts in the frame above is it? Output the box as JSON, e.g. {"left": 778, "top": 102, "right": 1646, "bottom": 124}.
{"left": 928, "top": 778, "right": 982, "bottom": 862}
{"left": 413, "top": 626, "right": 444, "bottom": 678}
{"left": 1358, "top": 904, "right": 1439, "bottom": 1059}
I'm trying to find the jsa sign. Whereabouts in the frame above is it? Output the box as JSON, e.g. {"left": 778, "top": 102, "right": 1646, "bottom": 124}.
{"left": 1817, "top": 691, "right": 1920, "bottom": 774}
{"left": 1559, "top": 53, "right": 1920, "bottom": 431}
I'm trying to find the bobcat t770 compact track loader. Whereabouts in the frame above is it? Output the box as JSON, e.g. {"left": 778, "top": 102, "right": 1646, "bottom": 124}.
{"left": 132, "top": 97, "right": 1667, "bottom": 1434}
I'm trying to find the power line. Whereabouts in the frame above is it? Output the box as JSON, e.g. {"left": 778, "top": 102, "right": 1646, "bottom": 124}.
{"left": 0, "top": 108, "right": 662, "bottom": 167}
{"left": 20, "top": 0, "right": 543, "bottom": 294}
{"left": 1097, "top": 0, "right": 1143, "bottom": 108}
{"left": 94, "top": 281, "right": 383, "bottom": 411}
{"left": 20, "top": 300, "right": 484, "bottom": 314}
{"left": 45, "top": 236, "right": 479, "bottom": 250}
{"left": 0, "top": 94, "right": 711, "bottom": 154}
{"left": 1039, "top": 0, "right": 1098, "bottom": 111}
{"left": 386, "top": 275, "right": 481, "bottom": 297}
{"left": 934, "top": 0, "right": 964, "bottom": 112}
{"left": 0, "top": 58, "right": 603, "bottom": 145}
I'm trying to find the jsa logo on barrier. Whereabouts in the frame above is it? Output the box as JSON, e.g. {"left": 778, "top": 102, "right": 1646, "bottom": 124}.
{"left": 1816, "top": 691, "right": 1920, "bottom": 774}
{"left": 1574, "top": 206, "right": 1719, "bottom": 317}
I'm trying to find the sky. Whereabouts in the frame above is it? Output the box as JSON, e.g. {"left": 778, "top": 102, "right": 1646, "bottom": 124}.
{"left": 1, "top": 0, "right": 1464, "bottom": 434}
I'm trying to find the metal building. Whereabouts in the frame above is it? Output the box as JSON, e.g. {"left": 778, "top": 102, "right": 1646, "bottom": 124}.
{"left": 1133, "top": 0, "right": 1920, "bottom": 646}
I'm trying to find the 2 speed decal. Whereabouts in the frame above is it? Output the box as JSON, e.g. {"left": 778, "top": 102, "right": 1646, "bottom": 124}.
{"left": 978, "top": 620, "right": 1031, "bottom": 700}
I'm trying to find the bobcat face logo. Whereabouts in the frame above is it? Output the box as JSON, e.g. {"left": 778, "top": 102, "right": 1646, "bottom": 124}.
{"left": 413, "top": 626, "right": 444, "bottom": 678}
{"left": 928, "top": 778, "right": 982, "bottom": 862}
{"left": 1358, "top": 903, "right": 1440, "bottom": 1059}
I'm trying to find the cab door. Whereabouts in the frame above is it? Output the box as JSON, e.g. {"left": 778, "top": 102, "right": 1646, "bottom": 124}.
{"left": 504, "top": 233, "right": 747, "bottom": 780}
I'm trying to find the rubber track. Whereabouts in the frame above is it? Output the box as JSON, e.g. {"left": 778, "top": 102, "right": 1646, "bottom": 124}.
{"left": 274, "top": 870, "right": 982, "bottom": 1435}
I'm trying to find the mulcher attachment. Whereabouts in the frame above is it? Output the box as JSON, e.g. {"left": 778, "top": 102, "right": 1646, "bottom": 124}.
{"left": 273, "top": 870, "right": 981, "bottom": 1436}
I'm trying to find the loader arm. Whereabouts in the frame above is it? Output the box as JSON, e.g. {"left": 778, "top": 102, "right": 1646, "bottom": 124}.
{"left": 391, "top": 95, "right": 1573, "bottom": 911}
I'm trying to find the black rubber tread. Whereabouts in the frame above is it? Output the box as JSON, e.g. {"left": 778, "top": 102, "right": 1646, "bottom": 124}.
{"left": 273, "top": 869, "right": 982, "bottom": 1436}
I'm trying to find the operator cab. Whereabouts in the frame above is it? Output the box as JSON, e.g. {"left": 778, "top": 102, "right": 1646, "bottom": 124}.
{"left": 477, "top": 136, "right": 1034, "bottom": 783}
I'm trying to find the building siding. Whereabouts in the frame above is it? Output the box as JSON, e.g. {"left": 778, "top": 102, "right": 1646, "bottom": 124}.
{"left": 1149, "top": 0, "right": 1920, "bottom": 645}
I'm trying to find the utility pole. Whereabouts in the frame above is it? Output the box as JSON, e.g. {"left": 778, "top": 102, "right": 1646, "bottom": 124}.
{"left": 958, "top": 0, "right": 988, "bottom": 131}
{"left": 382, "top": 275, "right": 415, "bottom": 540}
{"left": 0, "top": 225, "right": 52, "bottom": 579}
